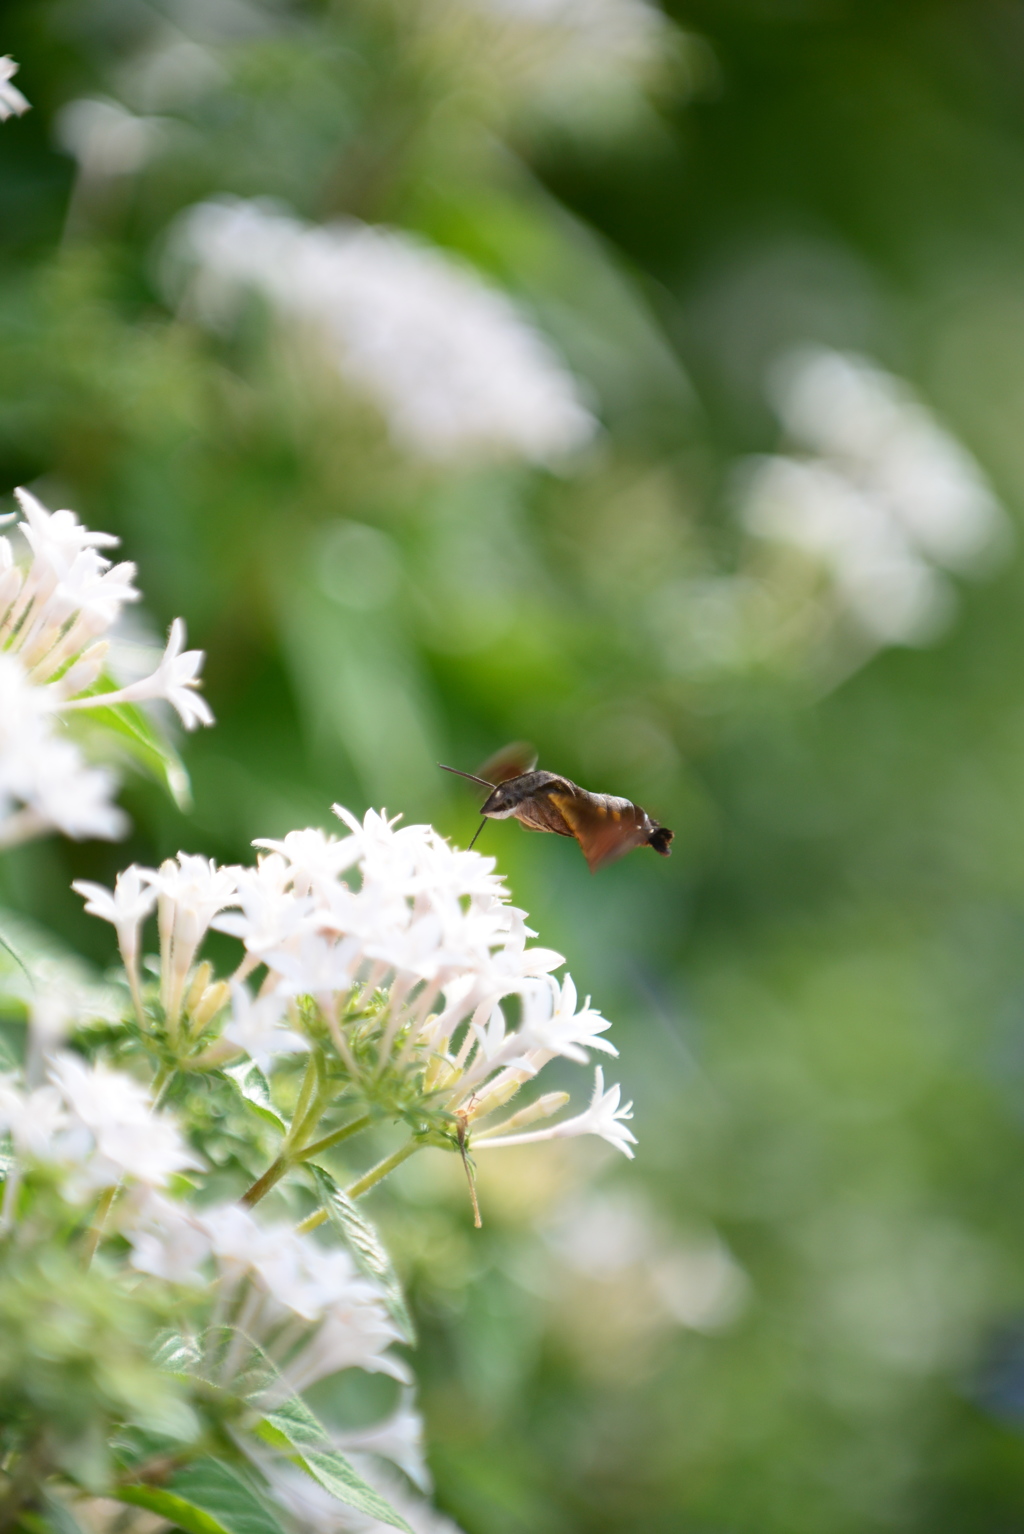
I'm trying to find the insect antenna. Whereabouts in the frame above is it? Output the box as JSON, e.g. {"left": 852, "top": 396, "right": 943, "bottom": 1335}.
{"left": 438, "top": 763, "right": 495, "bottom": 789}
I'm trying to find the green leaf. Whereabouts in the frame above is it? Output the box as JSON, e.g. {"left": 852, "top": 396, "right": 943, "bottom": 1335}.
{"left": 153, "top": 1330, "right": 205, "bottom": 1376}
{"left": 307, "top": 1163, "right": 416, "bottom": 1344}
{"left": 73, "top": 689, "right": 191, "bottom": 810}
{"left": 118, "top": 1459, "right": 288, "bottom": 1534}
{"left": 116, "top": 1486, "right": 225, "bottom": 1534}
{"left": 255, "top": 1399, "right": 413, "bottom": 1533}
{"left": 225, "top": 1063, "right": 286, "bottom": 1131}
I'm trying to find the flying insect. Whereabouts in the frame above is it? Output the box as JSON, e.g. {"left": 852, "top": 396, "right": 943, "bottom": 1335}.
{"left": 440, "top": 742, "right": 673, "bottom": 873}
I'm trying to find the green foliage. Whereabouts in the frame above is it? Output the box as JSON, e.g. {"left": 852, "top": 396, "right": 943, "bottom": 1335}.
{"left": 255, "top": 1401, "right": 412, "bottom": 1533}
{"left": 0, "top": 1245, "right": 195, "bottom": 1489}
{"left": 307, "top": 1163, "right": 416, "bottom": 1345}
{"left": 117, "top": 1461, "right": 289, "bottom": 1534}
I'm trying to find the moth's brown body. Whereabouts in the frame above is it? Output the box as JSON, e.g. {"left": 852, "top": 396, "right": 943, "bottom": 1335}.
{"left": 441, "top": 744, "right": 673, "bottom": 872}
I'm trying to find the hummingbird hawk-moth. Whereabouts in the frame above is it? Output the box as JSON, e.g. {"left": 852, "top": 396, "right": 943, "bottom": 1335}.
{"left": 439, "top": 742, "right": 674, "bottom": 873}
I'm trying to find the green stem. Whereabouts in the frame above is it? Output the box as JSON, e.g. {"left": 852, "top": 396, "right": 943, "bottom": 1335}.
{"left": 287, "top": 1053, "right": 320, "bottom": 1142}
{"left": 295, "top": 1207, "right": 328, "bottom": 1235}
{"left": 83, "top": 1184, "right": 119, "bottom": 1267}
{"left": 241, "top": 1155, "right": 288, "bottom": 1207}
{"left": 345, "top": 1139, "right": 420, "bottom": 1201}
{"left": 151, "top": 1065, "right": 174, "bottom": 1109}
{"left": 287, "top": 1089, "right": 330, "bottom": 1153}
{"left": 295, "top": 1115, "right": 372, "bottom": 1163}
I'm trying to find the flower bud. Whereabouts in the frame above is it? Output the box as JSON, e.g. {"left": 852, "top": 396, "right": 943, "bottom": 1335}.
{"left": 61, "top": 640, "right": 109, "bottom": 696}
{"left": 184, "top": 961, "right": 213, "bottom": 1015}
{"left": 192, "top": 980, "right": 231, "bottom": 1029}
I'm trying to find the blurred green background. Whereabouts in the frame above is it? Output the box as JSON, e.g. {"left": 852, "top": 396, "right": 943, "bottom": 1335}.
{"left": 8, "top": 0, "right": 1024, "bottom": 1529}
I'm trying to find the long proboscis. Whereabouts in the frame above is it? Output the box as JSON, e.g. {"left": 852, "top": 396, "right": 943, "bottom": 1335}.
{"left": 437, "top": 763, "right": 496, "bottom": 790}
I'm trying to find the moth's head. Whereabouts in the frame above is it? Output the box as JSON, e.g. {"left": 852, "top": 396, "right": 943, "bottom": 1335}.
{"left": 481, "top": 782, "right": 520, "bottom": 818}
{"left": 648, "top": 825, "right": 673, "bottom": 856}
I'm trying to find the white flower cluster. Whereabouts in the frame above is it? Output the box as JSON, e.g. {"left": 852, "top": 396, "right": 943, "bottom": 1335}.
{"left": 0, "top": 488, "right": 212, "bottom": 848}
{"left": 0, "top": 1042, "right": 417, "bottom": 1453}
{"left": 125, "top": 1196, "right": 407, "bottom": 1391}
{"left": 77, "top": 806, "right": 637, "bottom": 1161}
{"left": 172, "top": 198, "right": 596, "bottom": 465}
{"left": 0, "top": 1051, "right": 198, "bottom": 1206}
{"left": 738, "top": 347, "right": 1008, "bottom": 647}
{"left": 0, "top": 57, "right": 29, "bottom": 122}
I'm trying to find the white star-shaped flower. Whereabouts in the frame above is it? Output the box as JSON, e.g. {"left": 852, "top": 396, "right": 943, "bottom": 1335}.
{"left": 518, "top": 973, "right": 617, "bottom": 1063}
{"left": 222, "top": 984, "right": 308, "bottom": 1073}
{"left": 62, "top": 617, "right": 212, "bottom": 728}
{"left": 0, "top": 59, "right": 30, "bottom": 122}
{"left": 73, "top": 864, "right": 157, "bottom": 963}
{"left": 474, "top": 1067, "right": 637, "bottom": 1159}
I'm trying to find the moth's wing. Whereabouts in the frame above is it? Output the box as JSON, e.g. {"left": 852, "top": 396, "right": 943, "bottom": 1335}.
{"left": 478, "top": 741, "right": 538, "bottom": 785}
{"left": 549, "top": 790, "right": 651, "bottom": 872}
{"left": 512, "top": 788, "right": 576, "bottom": 838}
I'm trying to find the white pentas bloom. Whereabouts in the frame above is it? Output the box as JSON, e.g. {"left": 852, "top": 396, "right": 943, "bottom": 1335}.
{"left": 0, "top": 58, "right": 29, "bottom": 122}
{"left": 65, "top": 618, "right": 214, "bottom": 728}
{"left": 0, "top": 1053, "right": 198, "bottom": 1198}
{"left": 195, "top": 1203, "right": 408, "bottom": 1389}
{"left": 0, "top": 488, "right": 213, "bottom": 848}
{"left": 0, "top": 652, "right": 126, "bottom": 846}
{"left": 78, "top": 804, "right": 637, "bottom": 1223}
{"left": 475, "top": 1066, "right": 636, "bottom": 1158}
{"left": 171, "top": 198, "right": 595, "bottom": 465}
{"left": 737, "top": 347, "right": 1009, "bottom": 650}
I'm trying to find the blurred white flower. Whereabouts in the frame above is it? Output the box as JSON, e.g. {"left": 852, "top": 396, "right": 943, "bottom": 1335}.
{"left": 0, "top": 653, "right": 127, "bottom": 847}
{"left": 545, "top": 1189, "right": 749, "bottom": 1333}
{"left": 55, "top": 97, "right": 162, "bottom": 178}
{"left": 47, "top": 1052, "right": 201, "bottom": 1190}
{"left": 0, "top": 1077, "right": 68, "bottom": 1159}
{"left": 0, "top": 488, "right": 212, "bottom": 848}
{"left": 772, "top": 347, "right": 1004, "bottom": 571}
{"left": 223, "top": 984, "right": 308, "bottom": 1072}
{"left": 0, "top": 58, "right": 29, "bottom": 122}
{"left": 125, "top": 1189, "right": 211, "bottom": 1285}
{"left": 737, "top": 347, "right": 1009, "bottom": 654}
{"left": 333, "top": 1392, "right": 431, "bottom": 1495}
{"left": 172, "top": 198, "right": 596, "bottom": 464}
{"left": 195, "top": 1203, "right": 407, "bottom": 1388}
{"left": 741, "top": 455, "right": 952, "bottom": 645}
{"left": 0, "top": 1054, "right": 198, "bottom": 1194}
